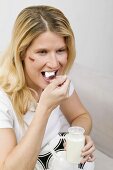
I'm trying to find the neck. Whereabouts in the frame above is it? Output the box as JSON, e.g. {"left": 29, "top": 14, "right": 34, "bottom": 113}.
{"left": 29, "top": 87, "right": 42, "bottom": 102}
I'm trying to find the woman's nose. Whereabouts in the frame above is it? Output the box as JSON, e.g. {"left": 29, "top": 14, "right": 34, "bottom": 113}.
{"left": 46, "top": 55, "right": 59, "bottom": 69}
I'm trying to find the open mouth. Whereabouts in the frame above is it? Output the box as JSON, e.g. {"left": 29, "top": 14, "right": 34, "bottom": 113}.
{"left": 41, "top": 70, "right": 58, "bottom": 80}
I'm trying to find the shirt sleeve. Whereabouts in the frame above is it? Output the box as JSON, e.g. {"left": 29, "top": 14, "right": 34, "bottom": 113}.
{"left": 69, "top": 81, "right": 75, "bottom": 97}
{"left": 0, "top": 89, "right": 14, "bottom": 128}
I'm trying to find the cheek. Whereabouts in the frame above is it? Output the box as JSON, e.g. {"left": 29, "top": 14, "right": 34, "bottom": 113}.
{"left": 24, "top": 57, "right": 38, "bottom": 77}
{"left": 25, "top": 56, "right": 42, "bottom": 69}
{"left": 59, "top": 55, "right": 68, "bottom": 66}
{"left": 25, "top": 57, "right": 35, "bottom": 70}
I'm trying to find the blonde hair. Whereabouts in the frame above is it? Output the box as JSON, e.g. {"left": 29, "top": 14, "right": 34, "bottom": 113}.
{"left": 0, "top": 5, "right": 76, "bottom": 125}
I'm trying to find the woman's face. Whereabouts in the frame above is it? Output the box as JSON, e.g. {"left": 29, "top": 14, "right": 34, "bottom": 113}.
{"left": 23, "top": 31, "right": 68, "bottom": 92}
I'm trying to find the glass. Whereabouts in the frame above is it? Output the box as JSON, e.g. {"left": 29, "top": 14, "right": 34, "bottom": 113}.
{"left": 66, "top": 126, "right": 85, "bottom": 164}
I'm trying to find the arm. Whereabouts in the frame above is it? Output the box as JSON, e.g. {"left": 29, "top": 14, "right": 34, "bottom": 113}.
{"left": 60, "top": 90, "right": 95, "bottom": 163}
{"left": 60, "top": 90, "right": 92, "bottom": 135}
{"left": 0, "top": 106, "right": 50, "bottom": 170}
{"left": 0, "top": 76, "right": 70, "bottom": 170}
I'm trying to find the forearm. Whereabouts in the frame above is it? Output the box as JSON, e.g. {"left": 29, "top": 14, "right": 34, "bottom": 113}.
{"left": 2, "top": 106, "right": 50, "bottom": 170}
{"left": 71, "top": 113, "right": 92, "bottom": 135}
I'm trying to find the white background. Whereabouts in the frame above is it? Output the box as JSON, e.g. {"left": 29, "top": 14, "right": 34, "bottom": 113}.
{"left": 0, "top": 0, "right": 113, "bottom": 75}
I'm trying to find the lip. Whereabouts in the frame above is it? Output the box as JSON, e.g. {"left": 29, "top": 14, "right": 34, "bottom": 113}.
{"left": 41, "top": 69, "right": 58, "bottom": 73}
{"left": 42, "top": 74, "right": 57, "bottom": 83}
{"left": 41, "top": 70, "right": 59, "bottom": 83}
{"left": 42, "top": 76, "right": 53, "bottom": 83}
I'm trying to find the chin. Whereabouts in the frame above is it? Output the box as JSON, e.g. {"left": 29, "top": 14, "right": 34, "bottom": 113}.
{"left": 41, "top": 82, "right": 50, "bottom": 90}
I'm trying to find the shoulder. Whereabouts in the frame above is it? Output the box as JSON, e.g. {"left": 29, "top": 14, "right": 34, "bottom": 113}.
{"left": 0, "top": 88, "right": 12, "bottom": 107}
{"left": 0, "top": 88, "right": 14, "bottom": 128}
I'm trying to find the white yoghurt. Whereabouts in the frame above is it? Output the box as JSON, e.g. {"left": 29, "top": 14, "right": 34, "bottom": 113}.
{"left": 45, "top": 71, "right": 55, "bottom": 78}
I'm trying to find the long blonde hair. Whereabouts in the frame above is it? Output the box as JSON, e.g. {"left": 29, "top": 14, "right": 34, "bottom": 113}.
{"left": 0, "top": 5, "right": 76, "bottom": 124}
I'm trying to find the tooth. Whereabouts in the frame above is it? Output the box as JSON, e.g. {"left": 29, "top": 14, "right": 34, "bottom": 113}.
{"left": 45, "top": 71, "right": 55, "bottom": 78}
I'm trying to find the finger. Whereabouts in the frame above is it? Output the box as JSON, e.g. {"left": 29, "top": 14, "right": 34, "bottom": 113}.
{"left": 87, "top": 154, "right": 96, "bottom": 162}
{"left": 54, "top": 79, "right": 70, "bottom": 100}
{"left": 50, "top": 75, "right": 67, "bottom": 88}
{"left": 82, "top": 136, "right": 95, "bottom": 152}
{"left": 80, "top": 155, "right": 90, "bottom": 164}
{"left": 59, "top": 78, "right": 70, "bottom": 94}
{"left": 82, "top": 144, "right": 95, "bottom": 157}
{"left": 81, "top": 154, "right": 95, "bottom": 164}
{"left": 63, "top": 141, "right": 66, "bottom": 150}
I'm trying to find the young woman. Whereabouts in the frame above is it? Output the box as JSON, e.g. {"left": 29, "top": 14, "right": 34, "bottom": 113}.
{"left": 0, "top": 5, "right": 95, "bottom": 170}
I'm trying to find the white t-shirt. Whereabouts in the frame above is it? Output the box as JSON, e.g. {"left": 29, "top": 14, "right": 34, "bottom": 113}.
{"left": 0, "top": 82, "right": 74, "bottom": 147}
{"left": 0, "top": 83, "right": 94, "bottom": 170}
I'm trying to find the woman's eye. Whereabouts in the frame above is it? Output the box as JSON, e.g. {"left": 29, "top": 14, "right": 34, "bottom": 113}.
{"left": 57, "top": 49, "right": 66, "bottom": 54}
{"left": 37, "top": 50, "right": 47, "bottom": 55}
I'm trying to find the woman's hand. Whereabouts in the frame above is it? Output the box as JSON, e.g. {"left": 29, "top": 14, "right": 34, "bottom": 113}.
{"left": 38, "top": 75, "right": 70, "bottom": 112}
{"left": 80, "top": 135, "right": 95, "bottom": 163}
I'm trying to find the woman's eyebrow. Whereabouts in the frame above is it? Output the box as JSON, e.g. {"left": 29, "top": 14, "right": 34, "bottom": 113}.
{"left": 34, "top": 47, "right": 48, "bottom": 51}
{"left": 57, "top": 45, "right": 67, "bottom": 49}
